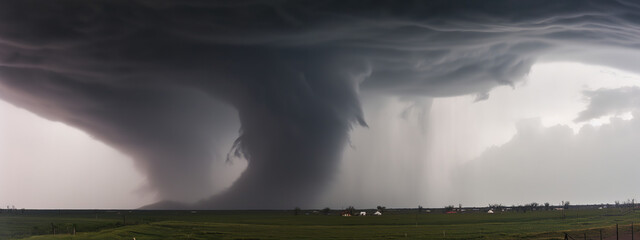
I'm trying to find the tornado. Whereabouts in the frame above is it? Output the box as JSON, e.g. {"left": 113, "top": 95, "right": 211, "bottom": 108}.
{"left": 2, "top": 0, "right": 640, "bottom": 209}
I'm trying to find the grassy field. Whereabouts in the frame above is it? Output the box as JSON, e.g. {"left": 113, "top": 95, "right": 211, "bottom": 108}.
{"left": 1, "top": 208, "right": 639, "bottom": 239}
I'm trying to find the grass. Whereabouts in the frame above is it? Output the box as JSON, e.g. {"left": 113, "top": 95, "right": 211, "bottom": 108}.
{"left": 1, "top": 208, "right": 639, "bottom": 239}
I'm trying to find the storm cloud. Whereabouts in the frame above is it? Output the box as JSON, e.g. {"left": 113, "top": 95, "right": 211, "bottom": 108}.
{"left": 2, "top": 0, "right": 640, "bottom": 209}
{"left": 576, "top": 87, "right": 640, "bottom": 122}
{"left": 450, "top": 86, "right": 640, "bottom": 206}
{"left": 452, "top": 98, "right": 640, "bottom": 206}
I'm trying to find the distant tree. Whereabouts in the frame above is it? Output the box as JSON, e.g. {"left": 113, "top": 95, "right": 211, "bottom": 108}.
{"left": 615, "top": 201, "right": 620, "bottom": 208}
{"left": 346, "top": 206, "right": 356, "bottom": 216}
{"left": 418, "top": 205, "right": 423, "bottom": 212}
{"left": 322, "top": 207, "right": 331, "bottom": 215}
{"left": 563, "top": 201, "right": 570, "bottom": 209}
{"left": 444, "top": 205, "right": 455, "bottom": 212}
{"left": 294, "top": 207, "right": 301, "bottom": 216}
{"left": 525, "top": 202, "right": 539, "bottom": 212}
{"left": 623, "top": 199, "right": 636, "bottom": 208}
{"left": 377, "top": 206, "right": 386, "bottom": 213}
{"left": 488, "top": 204, "right": 503, "bottom": 211}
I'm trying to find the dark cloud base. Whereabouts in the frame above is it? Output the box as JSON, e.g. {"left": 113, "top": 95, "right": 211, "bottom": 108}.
{"left": 2, "top": 1, "right": 640, "bottom": 209}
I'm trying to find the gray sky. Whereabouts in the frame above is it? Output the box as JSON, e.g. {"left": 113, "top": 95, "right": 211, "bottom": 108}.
{"left": 2, "top": 1, "right": 640, "bottom": 209}
{"left": 323, "top": 62, "right": 640, "bottom": 208}
{"left": 3, "top": 62, "right": 640, "bottom": 209}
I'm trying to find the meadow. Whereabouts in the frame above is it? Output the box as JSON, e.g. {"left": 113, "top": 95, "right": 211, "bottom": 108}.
{"left": 1, "top": 207, "right": 639, "bottom": 239}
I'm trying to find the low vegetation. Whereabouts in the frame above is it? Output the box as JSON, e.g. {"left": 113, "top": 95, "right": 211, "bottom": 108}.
{"left": 1, "top": 207, "right": 639, "bottom": 239}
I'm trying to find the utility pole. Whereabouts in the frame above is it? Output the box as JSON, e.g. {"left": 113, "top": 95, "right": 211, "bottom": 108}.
{"left": 600, "top": 229, "right": 602, "bottom": 240}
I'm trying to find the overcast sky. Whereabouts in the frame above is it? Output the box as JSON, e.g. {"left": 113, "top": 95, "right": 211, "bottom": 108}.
{"left": 2, "top": 1, "right": 640, "bottom": 209}
{"left": 3, "top": 62, "right": 640, "bottom": 209}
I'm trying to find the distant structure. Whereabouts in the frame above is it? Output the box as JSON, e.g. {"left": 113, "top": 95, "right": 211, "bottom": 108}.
{"left": 359, "top": 211, "right": 366, "bottom": 216}
{"left": 374, "top": 211, "right": 382, "bottom": 216}
{"left": 487, "top": 210, "right": 494, "bottom": 214}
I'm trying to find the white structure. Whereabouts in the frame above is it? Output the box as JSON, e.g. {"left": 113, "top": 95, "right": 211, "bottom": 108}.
{"left": 359, "top": 211, "right": 366, "bottom": 216}
{"left": 374, "top": 211, "right": 382, "bottom": 216}
{"left": 487, "top": 210, "right": 494, "bottom": 214}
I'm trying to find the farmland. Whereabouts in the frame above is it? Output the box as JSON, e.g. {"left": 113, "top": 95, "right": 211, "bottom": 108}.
{"left": 1, "top": 207, "right": 639, "bottom": 239}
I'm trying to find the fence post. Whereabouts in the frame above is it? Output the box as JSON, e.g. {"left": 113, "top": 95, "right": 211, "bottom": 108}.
{"left": 600, "top": 229, "right": 602, "bottom": 240}
{"left": 632, "top": 221, "right": 634, "bottom": 240}
{"left": 584, "top": 232, "right": 587, "bottom": 240}
{"left": 617, "top": 223, "right": 619, "bottom": 240}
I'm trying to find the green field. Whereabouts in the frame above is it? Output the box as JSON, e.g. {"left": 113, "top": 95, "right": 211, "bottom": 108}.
{"left": 1, "top": 208, "right": 639, "bottom": 239}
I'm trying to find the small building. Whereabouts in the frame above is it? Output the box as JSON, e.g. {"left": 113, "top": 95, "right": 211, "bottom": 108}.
{"left": 374, "top": 211, "right": 382, "bottom": 216}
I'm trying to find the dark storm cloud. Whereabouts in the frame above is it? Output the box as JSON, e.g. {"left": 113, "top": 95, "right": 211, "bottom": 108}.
{"left": 2, "top": 0, "right": 640, "bottom": 208}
